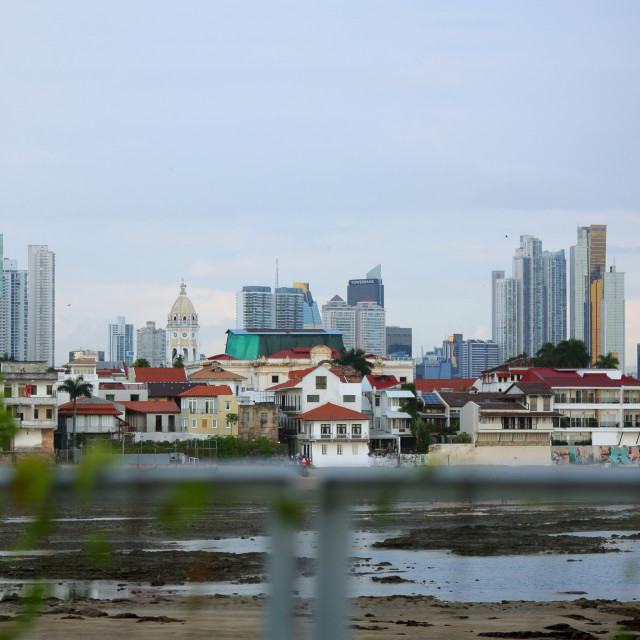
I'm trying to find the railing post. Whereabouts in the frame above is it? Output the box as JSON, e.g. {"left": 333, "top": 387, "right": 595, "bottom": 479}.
{"left": 314, "top": 480, "right": 351, "bottom": 640}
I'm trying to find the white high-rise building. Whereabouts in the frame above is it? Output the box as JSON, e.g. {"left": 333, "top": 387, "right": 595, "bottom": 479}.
{"left": 136, "top": 321, "right": 166, "bottom": 367}
{"left": 493, "top": 275, "right": 519, "bottom": 362}
{"left": 322, "top": 295, "right": 356, "bottom": 350}
{"left": 236, "top": 286, "right": 274, "bottom": 330}
{"left": 601, "top": 266, "right": 625, "bottom": 372}
{"left": 108, "top": 316, "right": 134, "bottom": 366}
{"left": 355, "top": 300, "right": 386, "bottom": 356}
{"left": 0, "top": 258, "right": 28, "bottom": 361}
{"left": 27, "top": 244, "right": 55, "bottom": 367}
{"left": 569, "top": 226, "right": 590, "bottom": 344}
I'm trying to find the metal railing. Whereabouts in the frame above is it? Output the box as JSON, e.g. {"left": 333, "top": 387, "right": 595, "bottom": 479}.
{"left": 1, "top": 465, "right": 640, "bottom": 640}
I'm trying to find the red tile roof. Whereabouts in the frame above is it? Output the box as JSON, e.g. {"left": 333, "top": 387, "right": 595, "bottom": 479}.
{"left": 120, "top": 401, "right": 181, "bottom": 414}
{"left": 206, "top": 353, "right": 238, "bottom": 361}
{"left": 523, "top": 368, "right": 640, "bottom": 389}
{"left": 58, "top": 399, "right": 122, "bottom": 416}
{"left": 365, "top": 374, "right": 400, "bottom": 390}
{"left": 189, "top": 368, "right": 247, "bottom": 380}
{"left": 132, "top": 368, "right": 187, "bottom": 383}
{"left": 298, "top": 402, "right": 369, "bottom": 421}
{"left": 267, "top": 378, "right": 302, "bottom": 391}
{"left": 178, "top": 385, "right": 234, "bottom": 397}
{"left": 414, "top": 379, "right": 477, "bottom": 393}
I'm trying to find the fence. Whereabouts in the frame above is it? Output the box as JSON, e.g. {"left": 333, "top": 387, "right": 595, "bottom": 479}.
{"left": 0, "top": 464, "right": 639, "bottom": 639}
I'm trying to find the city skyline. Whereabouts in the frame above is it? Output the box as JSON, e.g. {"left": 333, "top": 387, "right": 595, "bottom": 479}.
{"left": 1, "top": 3, "right": 639, "bottom": 371}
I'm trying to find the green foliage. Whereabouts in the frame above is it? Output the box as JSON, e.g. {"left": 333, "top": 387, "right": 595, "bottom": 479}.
{"left": 594, "top": 352, "right": 619, "bottom": 369}
{"left": 274, "top": 496, "right": 305, "bottom": 528}
{"left": 226, "top": 412, "right": 239, "bottom": 424}
{"left": 87, "top": 531, "right": 112, "bottom": 569}
{"left": 173, "top": 355, "right": 185, "bottom": 368}
{"left": 456, "top": 432, "right": 472, "bottom": 443}
{"left": 400, "top": 383, "right": 429, "bottom": 453}
{"left": 131, "top": 358, "right": 150, "bottom": 368}
{"left": 332, "top": 348, "right": 373, "bottom": 377}
{"left": 0, "top": 353, "right": 16, "bottom": 362}
{"left": 535, "top": 339, "right": 590, "bottom": 369}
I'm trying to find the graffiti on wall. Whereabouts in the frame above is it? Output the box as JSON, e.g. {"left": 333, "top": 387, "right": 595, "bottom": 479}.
{"left": 552, "top": 445, "right": 640, "bottom": 466}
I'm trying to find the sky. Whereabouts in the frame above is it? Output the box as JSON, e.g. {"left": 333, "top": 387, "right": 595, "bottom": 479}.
{"left": 1, "top": 1, "right": 639, "bottom": 372}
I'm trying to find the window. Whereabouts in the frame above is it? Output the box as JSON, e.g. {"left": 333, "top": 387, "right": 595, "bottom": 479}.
{"left": 31, "top": 385, "right": 38, "bottom": 396}
{"left": 46, "top": 385, "right": 53, "bottom": 396}
{"left": 168, "top": 415, "right": 175, "bottom": 432}
{"left": 352, "top": 424, "right": 361, "bottom": 436}
{"left": 260, "top": 412, "right": 267, "bottom": 422}
{"left": 375, "top": 396, "right": 380, "bottom": 407}
{"left": 316, "top": 376, "right": 327, "bottom": 390}
{"left": 400, "top": 377, "right": 407, "bottom": 383}
{"left": 131, "top": 394, "right": 139, "bottom": 402}
{"left": 320, "top": 424, "right": 331, "bottom": 438}
{"left": 321, "top": 444, "right": 327, "bottom": 455}
{"left": 242, "top": 411, "right": 249, "bottom": 423}
{"left": 543, "top": 397, "right": 551, "bottom": 411}
{"left": 191, "top": 418, "right": 196, "bottom": 429}
{"left": 105, "top": 394, "right": 115, "bottom": 401}
{"left": 307, "top": 394, "right": 320, "bottom": 403}
{"left": 188, "top": 399, "right": 197, "bottom": 413}
{"left": 226, "top": 420, "right": 231, "bottom": 429}
{"left": 3, "top": 387, "right": 10, "bottom": 398}
{"left": 225, "top": 401, "right": 231, "bottom": 411}
{"left": 204, "top": 400, "right": 211, "bottom": 414}
{"left": 529, "top": 397, "right": 538, "bottom": 411}
{"left": 212, "top": 419, "right": 217, "bottom": 429}
{"left": 156, "top": 416, "right": 162, "bottom": 432}
{"left": 352, "top": 444, "right": 359, "bottom": 455}
{"left": 46, "top": 409, "right": 52, "bottom": 420}
{"left": 343, "top": 395, "right": 356, "bottom": 403}
{"left": 34, "top": 409, "right": 39, "bottom": 419}
{"left": 271, "top": 375, "right": 279, "bottom": 384}
{"left": 201, "top": 419, "right": 207, "bottom": 429}
{"left": 336, "top": 424, "right": 347, "bottom": 437}
{"left": 337, "top": 444, "right": 343, "bottom": 455}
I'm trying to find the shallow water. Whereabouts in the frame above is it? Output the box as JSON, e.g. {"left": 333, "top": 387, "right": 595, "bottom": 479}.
{"left": 2, "top": 530, "right": 639, "bottom": 602}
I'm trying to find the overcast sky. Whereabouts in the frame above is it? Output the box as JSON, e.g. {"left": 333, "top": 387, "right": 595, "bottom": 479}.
{"left": 2, "top": 1, "right": 639, "bottom": 371}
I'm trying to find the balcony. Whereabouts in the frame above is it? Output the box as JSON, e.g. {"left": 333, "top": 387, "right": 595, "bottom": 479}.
{"left": 279, "top": 405, "right": 300, "bottom": 413}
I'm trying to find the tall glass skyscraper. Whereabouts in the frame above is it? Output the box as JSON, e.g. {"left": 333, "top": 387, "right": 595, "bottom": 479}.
{"left": 108, "top": 316, "right": 134, "bottom": 366}
{"left": 0, "top": 258, "right": 28, "bottom": 361}
{"left": 27, "top": 244, "right": 55, "bottom": 367}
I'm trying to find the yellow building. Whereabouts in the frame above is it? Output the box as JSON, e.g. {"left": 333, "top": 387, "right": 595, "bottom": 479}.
{"left": 178, "top": 385, "right": 238, "bottom": 436}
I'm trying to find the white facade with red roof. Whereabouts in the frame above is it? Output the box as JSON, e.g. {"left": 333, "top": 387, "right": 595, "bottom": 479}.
{"left": 296, "top": 403, "right": 370, "bottom": 467}
{"left": 119, "top": 400, "right": 181, "bottom": 435}
{"left": 522, "top": 368, "right": 640, "bottom": 446}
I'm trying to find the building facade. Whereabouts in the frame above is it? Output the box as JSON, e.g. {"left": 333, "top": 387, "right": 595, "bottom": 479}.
{"left": 166, "top": 283, "right": 200, "bottom": 364}
{"left": 108, "top": 316, "right": 134, "bottom": 366}
{"left": 322, "top": 295, "right": 356, "bottom": 350}
{"left": 27, "top": 244, "right": 55, "bottom": 367}
{"left": 136, "top": 321, "right": 167, "bottom": 367}
{"left": 601, "top": 266, "right": 625, "bottom": 372}
{"left": 0, "top": 259, "right": 28, "bottom": 361}
{"left": 386, "top": 326, "right": 412, "bottom": 359}
{"left": 236, "top": 286, "right": 273, "bottom": 330}
{"left": 347, "top": 264, "right": 384, "bottom": 307}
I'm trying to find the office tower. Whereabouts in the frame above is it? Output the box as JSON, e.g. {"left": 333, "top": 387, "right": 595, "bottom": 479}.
{"left": 386, "top": 326, "right": 412, "bottom": 359}
{"left": 347, "top": 264, "right": 384, "bottom": 307}
{"left": 460, "top": 340, "right": 499, "bottom": 379}
{"left": 27, "top": 245, "right": 55, "bottom": 367}
{"left": 542, "top": 250, "right": 567, "bottom": 346}
{"left": 443, "top": 333, "right": 464, "bottom": 378}
{"left": 0, "top": 259, "right": 28, "bottom": 361}
{"left": 513, "top": 235, "right": 543, "bottom": 356}
{"left": 493, "top": 276, "right": 518, "bottom": 362}
{"left": 236, "top": 286, "right": 274, "bottom": 330}
{"left": 275, "top": 287, "right": 304, "bottom": 329}
{"left": 355, "top": 300, "right": 385, "bottom": 356}
{"left": 292, "top": 282, "right": 322, "bottom": 329}
{"left": 0, "top": 234, "right": 3, "bottom": 298}
{"left": 167, "top": 283, "right": 200, "bottom": 364}
{"left": 601, "top": 266, "right": 625, "bottom": 372}
{"left": 570, "top": 227, "right": 590, "bottom": 344}
{"left": 493, "top": 236, "right": 565, "bottom": 363}
{"left": 108, "top": 316, "right": 134, "bottom": 366}
{"left": 322, "top": 296, "right": 356, "bottom": 350}
{"left": 136, "top": 321, "right": 167, "bottom": 367}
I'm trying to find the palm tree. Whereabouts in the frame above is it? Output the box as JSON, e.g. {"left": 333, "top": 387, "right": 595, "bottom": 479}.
{"left": 58, "top": 375, "right": 93, "bottom": 449}
{"left": 553, "top": 339, "right": 590, "bottom": 369}
{"left": 332, "top": 348, "right": 373, "bottom": 377}
{"left": 534, "top": 343, "right": 556, "bottom": 367}
{"left": 594, "top": 352, "right": 619, "bottom": 369}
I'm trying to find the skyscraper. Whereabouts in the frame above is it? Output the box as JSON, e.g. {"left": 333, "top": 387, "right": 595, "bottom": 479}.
{"left": 136, "top": 321, "right": 167, "bottom": 367}
{"left": 355, "top": 300, "right": 386, "bottom": 356}
{"left": 347, "top": 264, "right": 384, "bottom": 307}
{"left": 322, "top": 295, "right": 356, "bottom": 350}
{"left": 570, "top": 226, "right": 590, "bottom": 344}
{"left": 27, "top": 244, "right": 55, "bottom": 367}
{"left": 274, "top": 287, "right": 304, "bottom": 329}
{"left": 460, "top": 339, "right": 499, "bottom": 378}
{"left": 108, "top": 316, "right": 134, "bottom": 366}
{"left": 493, "top": 236, "right": 565, "bottom": 363}
{"left": 601, "top": 266, "right": 625, "bottom": 372}
{"left": 386, "top": 326, "right": 412, "bottom": 359}
{"left": 292, "top": 282, "right": 322, "bottom": 329}
{"left": 236, "top": 286, "right": 274, "bottom": 330}
{"left": 0, "top": 259, "right": 28, "bottom": 361}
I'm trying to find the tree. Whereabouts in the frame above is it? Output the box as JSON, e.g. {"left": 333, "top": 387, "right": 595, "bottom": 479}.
{"left": 173, "top": 355, "right": 184, "bottom": 368}
{"left": 594, "top": 352, "right": 619, "bottom": 369}
{"left": 332, "top": 348, "right": 373, "bottom": 377}
{"left": 132, "top": 358, "right": 150, "bottom": 368}
{"left": 57, "top": 375, "right": 93, "bottom": 449}
{"left": 534, "top": 343, "right": 556, "bottom": 367}
{"left": 553, "top": 339, "right": 590, "bottom": 369}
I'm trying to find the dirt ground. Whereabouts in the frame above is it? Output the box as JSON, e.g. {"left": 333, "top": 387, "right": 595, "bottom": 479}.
{"left": 1, "top": 489, "right": 640, "bottom": 638}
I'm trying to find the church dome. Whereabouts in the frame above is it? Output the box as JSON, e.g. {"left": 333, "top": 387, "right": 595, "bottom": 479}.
{"left": 169, "top": 283, "right": 197, "bottom": 321}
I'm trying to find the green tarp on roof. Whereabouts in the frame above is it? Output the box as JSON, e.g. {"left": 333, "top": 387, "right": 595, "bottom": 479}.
{"left": 225, "top": 330, "right": 345, "bottom": 360}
